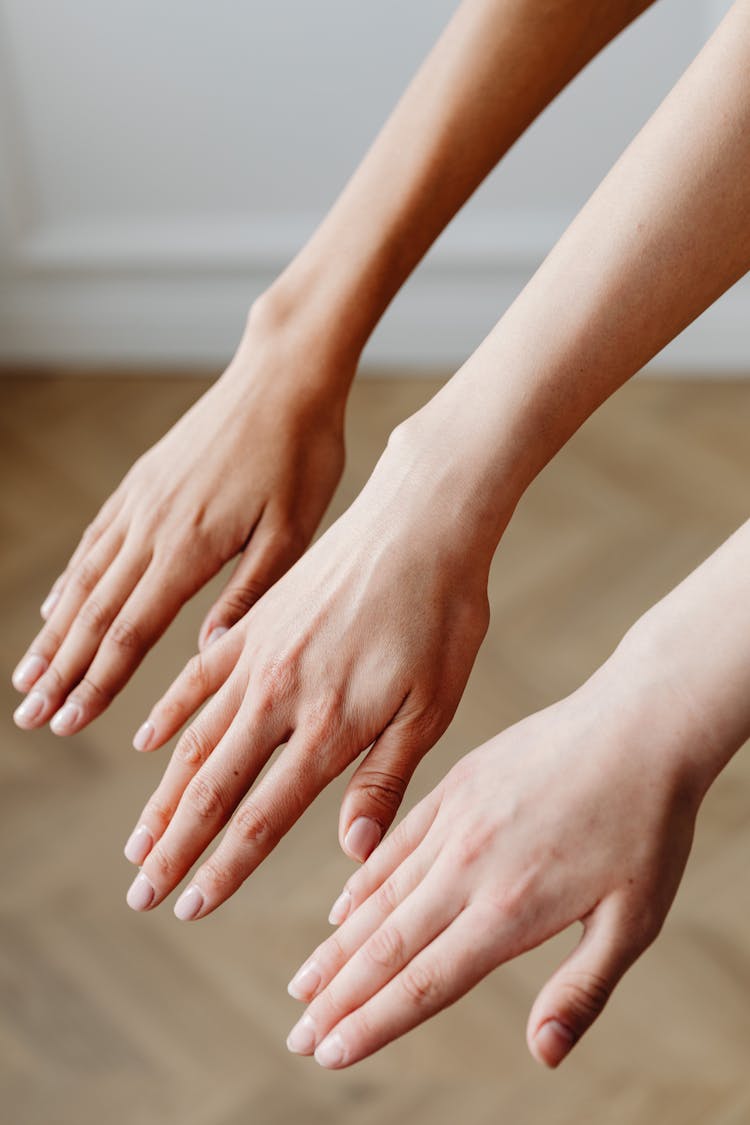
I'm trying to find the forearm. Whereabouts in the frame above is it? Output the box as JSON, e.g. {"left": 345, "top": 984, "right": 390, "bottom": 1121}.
{"left": 259, "top": 0, "right": 656, "bottom": 379}
{"left": 403, "top": 0, "right": 750, "bottom": 547}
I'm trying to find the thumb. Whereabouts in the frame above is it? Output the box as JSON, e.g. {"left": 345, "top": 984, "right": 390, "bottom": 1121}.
{"left": 338, "top": 709, "right": 435, "bottom": 864}
{"left": 527, "top": 898, "right": 644, "bottom": 1068}
{"left": 198, "top": 521, "right": 300, "bottom": 650}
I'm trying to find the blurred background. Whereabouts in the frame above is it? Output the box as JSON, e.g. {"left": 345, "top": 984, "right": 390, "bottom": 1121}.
{"left": 1, "top": 2, "right": 749, "bottom": 1124}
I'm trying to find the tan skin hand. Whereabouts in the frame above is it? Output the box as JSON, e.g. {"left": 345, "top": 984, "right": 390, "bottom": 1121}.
{"left": 119, "top": 429, "right": 493, "bottom": 918}
{"left": 284, "top": 654, "right": 703, "bottom": 1070}
{"left": 11, "top": 301, "right": 349, "bottom": 739}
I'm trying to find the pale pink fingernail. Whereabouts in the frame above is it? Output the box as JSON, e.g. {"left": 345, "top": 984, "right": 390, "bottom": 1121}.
{"left": 287, "top": 961, "right": 321, "bottom": 1001}
{"left": 315, "top": 1031, "right": 345, "bottom": 1068}
{"left": 343, "top": 818, "right": 381, "bottom": 863}
{"left": 13, "top": 691, "right": 46, "bottom": 728}
{"left": 132, "top": 721, "right": 154, "bottom": 752}
{"left": 123, "top": 825, "right": 153, "bottom": 866}
{"left": 40, "top": 589, "right": 60, "bottom": 619}
{"left": 534, "top": 1020, "right": 576, "bottom": 1068}
{"left": 205, "top": 626, "right": 228, "bottom": 648}
{"left": 12, "top": 654, "right": 48, "bottom": 692}
{"left": 174, "top": 885, "right": 204, "bottom": 921}
{"left": 126, "top": 872, "right": 155, "bottom": 912}
{"left": 328, "top": 889, "right": 352, "bottom": 926}
{"left": 50, "top": 701, "right": 82, "bottom": 736}
{"left": 286, "top": 1013, "right": 317, "bottom": 1055}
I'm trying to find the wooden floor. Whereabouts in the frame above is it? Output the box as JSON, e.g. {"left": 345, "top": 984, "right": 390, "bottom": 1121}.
{"left": 1, "top": 370, "right": 749, "bottom": 1125}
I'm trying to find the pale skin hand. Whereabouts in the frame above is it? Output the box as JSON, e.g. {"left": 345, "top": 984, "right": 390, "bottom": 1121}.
{"left": 285, "top": 519, "right": 750, "bottom": 1070}
{"left": 10, "top": 0, "right": 655, "bottom": 735}
{"left": 125, "top": 1, "right": 750, "bottom": 900}
{"left": 120, "top": 431, "right": 498, "bottom": 909}
{"left": 11, "top": 308, "right": 350, "bottom": 738}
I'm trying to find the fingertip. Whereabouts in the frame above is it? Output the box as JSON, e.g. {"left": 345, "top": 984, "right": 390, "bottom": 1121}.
{"left": 530, "top": 1019, "right": 577, "bottom": 1069}
{"left": 342, "top": 817, "right": 382, "bottom": 864}
{"left": 132, "top": 720, "right": 155, "bottom": 752}
{"left": 204, "top": 625, "right": 229, "bottom": 649}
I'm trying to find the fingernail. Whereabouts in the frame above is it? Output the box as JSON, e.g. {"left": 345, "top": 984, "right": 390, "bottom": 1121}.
{"left": 205, "top": 626, "right": 228, "bottom": 648}
{"left": 12, "top": 654, "right": 48, "bottom": 692}
{"left": 328, "top": 889, "right": 352, "bottom": 926}
{"left": 40, "top": 589, "right": 60, "bottom": 619}
{"left": 50, "top": 701, "right": 82, "bottom": 736}
{"left": 126, "top": 872, "right": 155, "bottom": 912}
{"left": 314, "top": 1030, "right": 345, "bottom": 1068}
{"left": 123, "top": 825, "right": 154, "bottom": 866}
{"left": 286, "top": 1013, "right": 317, "bottom": 1055}
{"left": 287, "top": 961, "right": 321, "bottom": 1001}
{"left": 344, "top": 817, "right": 381, "bottom": 863}
{"left": 132, "top": 721, "right": 154, "bottom": 752}
{"left": 174, "top": 884, "right": 204, "bottom": 921}
{"left": 534, "top": 1019, "right": 576, "bottom": 1068}
{"left": 13, "top": 691, "right": 46, "bottom": 728}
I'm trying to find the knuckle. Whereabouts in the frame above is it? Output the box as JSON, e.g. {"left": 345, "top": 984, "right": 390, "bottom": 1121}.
{"left": 200, "top": 856, "right": 238, "bottom": 894}
{"left": 108, "top": 616, "right": 142, "bottom": 651}
{"left": 78, "top": 677, "right": 111, "bottom": 706}
{"left": 79, "top": 598, "right": 110, "bottom": 634}
{"left": 74, "top": 559, "right": 101, "bottom": 596}
{"left": 401, "top": 961, "right": 441, "bottom": 1008}
{"left": 357, "top": 770, "right": 406, "bottom": 817}
{"left": 562, "top": 971, "right": 613, "bottom": 1024}
{"left": 256, "top": 656, "right": 298, "bottom": 707}
{"left": 174, "top": 724, "right": 214, "bottom": 768}
{"left": 221, "top": 582, "right": 266, "bottom": 620}
{"left": 374, "top": 878, "right": 402, "bottom": 915}
{"left": 185, "top": 653, "right": 210, "bottom": 694}
{"left": 365, "top": 925, "right": 405, "bottom": 970}
{"left": 231, "top": 798, "right": 273, "bottom": 847}
{"left": 148, "top": 844, "right": 179, "bottom": 881}
{"left": 185, "top": 773, "right": 228, "bottom": 823}
{"left": 143, "top": 796, "right": 173, "bottom": 829}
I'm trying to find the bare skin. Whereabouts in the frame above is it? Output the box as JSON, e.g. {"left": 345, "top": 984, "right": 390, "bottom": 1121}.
{"left": 12, "top": 0, "right": 656, "bottom": 737}
{"left": 285, "top": 518, "right": 750, "bottom": 1069}
{"left": 114, "top": 0, "right": 749, "bottom": 913}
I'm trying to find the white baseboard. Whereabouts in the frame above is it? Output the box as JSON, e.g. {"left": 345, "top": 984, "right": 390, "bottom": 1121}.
{"left": 1, "top": 213, "right": 748, "bottom": 374}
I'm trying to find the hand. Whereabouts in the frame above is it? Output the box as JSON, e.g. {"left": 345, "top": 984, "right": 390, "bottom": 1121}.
{"left": 11, "top": 296, "right": 350, "bottom": 737}
{"left": 120, "top": 423, "right": 495, "bottom": 917}
{"left": 284, "top": 650, "right": 706, "bottom": 1070}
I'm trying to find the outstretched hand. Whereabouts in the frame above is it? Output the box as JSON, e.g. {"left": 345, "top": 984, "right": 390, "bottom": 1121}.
{"left": 12, "top": 300, "right": 349, "bottom": 737}
{"left": 285, "top": 651, "right": 705, "bottom": 1069}
{"left": 120, "top": 423, "right": 495, "bottom": 919}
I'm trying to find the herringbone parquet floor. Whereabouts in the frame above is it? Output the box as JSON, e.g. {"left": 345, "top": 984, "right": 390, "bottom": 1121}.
{"left": 1, "top": 371, "right": 749, "bottom": 1125}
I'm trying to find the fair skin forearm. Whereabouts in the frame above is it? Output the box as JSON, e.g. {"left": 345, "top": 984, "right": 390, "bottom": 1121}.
{"left": 12, "top": 0, "right": 654, "bottom": 734}
{"left": 117, "top": 2, "right": 750, "bottom": 917}
{"left": 287, "top": 519, "right": 750, "bottom": 1069}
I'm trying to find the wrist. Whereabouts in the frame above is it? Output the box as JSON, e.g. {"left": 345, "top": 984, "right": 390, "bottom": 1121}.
{"left": 605, "top": 610, "right": 732, "bottom": 805}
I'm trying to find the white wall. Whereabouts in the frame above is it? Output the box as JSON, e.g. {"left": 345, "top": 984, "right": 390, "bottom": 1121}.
{"left": 0, "top": 0, "right": 745, "bottom": 372}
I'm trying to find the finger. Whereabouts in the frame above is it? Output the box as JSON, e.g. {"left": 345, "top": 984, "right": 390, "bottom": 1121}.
{"left": 136, "top": 626, "right": 245, "bottom": 752}
{"left": 24, "top": 546, "right": 151, "bottom": 735}
{"left": 338, "top": 701, "right": 439, "bottom": 864}
{"left": 310, "top": 904, "right": 498, "bottom": 1069}
{"left": 47, "top": 555, "right": 204, "bottom": 735}
{"left": 526, "top": 897, "right": 645, "bottom": 1069}
{"left": 198, "top": 516, "right": 303, "bottom": 649}
{"left": 167, "top": 724, "right": 334, "bottom": 922}
{"left": 287, "top": 860, "right": 460, "bottom": 1057}
{"left": 288, "top": 839, "right": 436, "bottom": 1003}
{"left": 39, "top": 491, "right": 124, "bottom": 619}
{"left": 123, "top": 673, "right": 245, "bottom": 866}
{"left": 12, "top": 528, "right": 123, "bottom": 711}
{"left": 327, "top": 791, "right": 442, "bottom": 926}
{"left": 126, "top": 696, "right": 291, "bottom": 914}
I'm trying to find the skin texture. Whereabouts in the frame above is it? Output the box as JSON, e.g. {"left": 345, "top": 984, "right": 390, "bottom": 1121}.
{"left": 286, "top": 518, "right": 750, "bottom": 1069}
{"left": 12, "top": 308, "right": 350, "bottom": 737}
{"left": 117, "top": 0, "right": 750, "bottom": 904}
{"left": 11, "top": 0, "right": 656, "bottom": 737}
